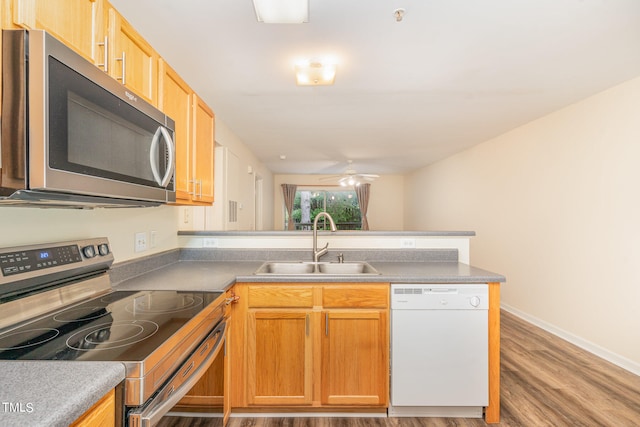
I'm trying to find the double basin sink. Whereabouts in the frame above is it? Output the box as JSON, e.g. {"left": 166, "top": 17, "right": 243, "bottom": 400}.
{"left": 254, "top": 261, "right": 380, "bottom": 276}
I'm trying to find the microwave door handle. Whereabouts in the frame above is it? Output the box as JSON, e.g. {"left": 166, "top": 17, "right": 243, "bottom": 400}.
{"left": 149, "top": 126, "right": 175, "bottom": 188}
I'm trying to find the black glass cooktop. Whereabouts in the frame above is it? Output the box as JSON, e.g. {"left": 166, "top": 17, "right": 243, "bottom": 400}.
{"left": 0, "top": 290, "right": 223, "bottom": 361}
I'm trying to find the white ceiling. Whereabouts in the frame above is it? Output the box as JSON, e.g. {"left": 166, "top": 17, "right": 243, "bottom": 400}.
{"left": 110, "top": 0, "right": 640, "bottom": 175}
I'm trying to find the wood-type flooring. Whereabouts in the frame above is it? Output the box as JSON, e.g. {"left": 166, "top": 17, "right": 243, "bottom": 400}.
{"left": 158, "top": 310, "right": 640, "bottom": 426}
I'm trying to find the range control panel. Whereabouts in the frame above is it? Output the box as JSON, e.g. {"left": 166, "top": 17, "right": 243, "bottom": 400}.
{"left": 0, "top": 245, "right": 83, "bottom": 277}
{"left": 0, "top": 238, "right": 112, "bottom": 280}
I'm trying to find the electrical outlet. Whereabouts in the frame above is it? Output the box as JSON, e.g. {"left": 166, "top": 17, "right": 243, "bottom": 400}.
{"left": 135, "top": 232, "right": 148, "bottom": 252}
{"left": 183, "top": 207, "right": 191, "bottom": 224}
{"left": 401, "top": 238, "right": 416, "bottom": 249}
{"left": 150, "top": 231, "right": 157, "bottom": 248}
{"left": 203, "top": 238, "right": 218, "bottom": 248}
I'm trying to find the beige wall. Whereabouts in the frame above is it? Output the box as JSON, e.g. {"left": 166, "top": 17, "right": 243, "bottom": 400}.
{"left": 0, "top": 206, "right": 179, "bottom": 263}
{"left": 273, "top": 174, "right": 404, "bottom": 231}
{"left": 178, "top": 118, "right": 274, "bottom": 231}
{"left": 404, "top": 76, "right": 640, "bottom": 372}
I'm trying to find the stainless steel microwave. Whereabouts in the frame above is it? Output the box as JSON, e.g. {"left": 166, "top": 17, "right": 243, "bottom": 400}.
{"left": 0, "top": 30, "right": 176, "bottom": 208}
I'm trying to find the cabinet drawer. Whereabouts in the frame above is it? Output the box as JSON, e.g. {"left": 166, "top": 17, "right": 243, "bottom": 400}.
{"left": 322, "top": 285, "right": 389, "bottom": 308}
{"left": 248, "top": 286, "right": 314, "bottom": 308}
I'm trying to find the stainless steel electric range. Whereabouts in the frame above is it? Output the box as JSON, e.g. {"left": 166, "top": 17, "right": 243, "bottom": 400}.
{"left": 0, "top": 238, "right": 227, "bottom": 426}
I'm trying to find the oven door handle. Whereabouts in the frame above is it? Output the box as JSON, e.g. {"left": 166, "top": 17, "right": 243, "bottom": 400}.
{"left": 128, "top": 319, "right": 226, "bottom": 427}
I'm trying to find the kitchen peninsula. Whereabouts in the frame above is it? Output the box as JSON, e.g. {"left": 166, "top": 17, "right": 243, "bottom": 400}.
{"left": 111, "top": 230, "right": 506, "bottom": 423}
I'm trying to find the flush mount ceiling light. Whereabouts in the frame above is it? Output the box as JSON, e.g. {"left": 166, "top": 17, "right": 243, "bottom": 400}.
{"left": 295, "top": 60, "right": 337, "bottom": 86}
{"left": 252, "top": 0, "right": 309, "bottom": 23}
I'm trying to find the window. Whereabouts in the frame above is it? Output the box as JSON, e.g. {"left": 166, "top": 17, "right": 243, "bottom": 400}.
{"left": 286, "top": 188, "right": 362, "bottom": 230}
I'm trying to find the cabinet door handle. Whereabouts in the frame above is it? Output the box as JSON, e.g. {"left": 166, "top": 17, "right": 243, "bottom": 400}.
{"left": 305, "top": 314, "right": 309, "bottom": 336}
{"left": 116, "top": 51, "right": 126, "bottom": 85}
{"left": 97, "top": 36, "right": 108, "bottom": 72}
{"left": 325, "top": 313, "right": 329, "bottom": 336}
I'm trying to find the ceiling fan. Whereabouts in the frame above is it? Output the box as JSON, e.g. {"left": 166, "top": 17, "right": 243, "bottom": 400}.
{"left": 321, "top": 160, "right": 379, "bottom": 187}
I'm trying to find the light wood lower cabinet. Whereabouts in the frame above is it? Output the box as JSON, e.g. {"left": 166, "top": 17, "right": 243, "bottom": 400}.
{"left": 69, "top": 388, "right": 115, "bottom": 427}
{"left": 231, "top": 283, "right": 389, "bottom": 410}
{"left": 321, "top": 310, "right": 388, "bottom": 405}
{"left": 248, "top": 309, "right": 313, "bottom": 405}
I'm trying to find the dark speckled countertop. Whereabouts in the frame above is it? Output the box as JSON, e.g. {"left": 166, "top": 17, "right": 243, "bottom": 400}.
{"left": 111, "top": 248, "right": 505, "bottom": 291}
{"left": 0, "top": 361, "right": 124, "bottom": 427}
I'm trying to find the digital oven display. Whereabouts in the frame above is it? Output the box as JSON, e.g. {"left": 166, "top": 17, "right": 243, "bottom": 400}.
{"left": 0, "top": 245, "right": 82, "bottom": 277}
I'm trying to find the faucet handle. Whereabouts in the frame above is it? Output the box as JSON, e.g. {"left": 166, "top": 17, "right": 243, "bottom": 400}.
{"left": 337, "top": 253, "right": 344, "bottom": 263}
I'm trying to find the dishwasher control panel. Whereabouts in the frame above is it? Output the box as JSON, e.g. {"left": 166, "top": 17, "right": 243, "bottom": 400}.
{"left": 391, "top": 284, "right": 488, "bottom": 310}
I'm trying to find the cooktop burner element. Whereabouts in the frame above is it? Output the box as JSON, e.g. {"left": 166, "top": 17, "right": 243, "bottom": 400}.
{"left": 125, "top": 293, "right": 204, "bottom": 315}
{"left": 0, "top": 289, "right": 223, "bottom": 361}
{"left": 53, "top": 306, "right": 111, "bottom": 322}
{"left": 65, "top": 320, "right": 159, "bottom": 351}
{"left": 0, "top": 328, "right": 59, "bottom": 351}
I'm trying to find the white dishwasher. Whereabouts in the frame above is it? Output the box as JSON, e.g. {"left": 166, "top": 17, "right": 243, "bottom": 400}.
{"left": 389, "top": 284, "right": 488, "bottom": 418}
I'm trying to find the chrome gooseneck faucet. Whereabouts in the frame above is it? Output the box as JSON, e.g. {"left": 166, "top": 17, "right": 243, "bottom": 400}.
{"left": 312, "top": 212, "right": 337, "bottom": 262}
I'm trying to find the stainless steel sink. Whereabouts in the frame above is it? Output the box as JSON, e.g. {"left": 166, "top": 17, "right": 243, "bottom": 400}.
{"left": 318, "top": 262, "right": 371, "bottom": 274}
{"left": 258, "top": 262, "right": 316, "bottom": 274}
{"left": 254, "top": 261, "right": 379, "bottom": 276}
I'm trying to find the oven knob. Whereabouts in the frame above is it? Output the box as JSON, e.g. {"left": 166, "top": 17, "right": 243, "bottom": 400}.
{"left": 98, "top": 243, "right": 110, "bottom": 256}
{"left": 82, "top": 245, "right": 96, "bottom": 259}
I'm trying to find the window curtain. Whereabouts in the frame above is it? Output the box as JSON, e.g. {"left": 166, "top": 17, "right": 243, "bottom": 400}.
{"left": 355, "top": 183, "right": 371, "bottom": 231}
{"left": 281, "top": 184, "right": 297, "bottom": 230}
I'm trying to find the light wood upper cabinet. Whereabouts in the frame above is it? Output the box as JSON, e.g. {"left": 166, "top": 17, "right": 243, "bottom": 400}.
{"left": 10, "top": 0, "right": 107, "bottom": 65}
{"left": 158, "top": 62, "right": 215, "bottom": 205}
{"left": 158, "top": 60, "right": 192, "bottom": 201}
{"left": 107, "top": 5, "right": 157, "bottom": 105}
{"left": 191, "top": 94, "right": 215, "bottom": 204}
{"left": 9, "top": 1, "right": 158, "bottom": 105}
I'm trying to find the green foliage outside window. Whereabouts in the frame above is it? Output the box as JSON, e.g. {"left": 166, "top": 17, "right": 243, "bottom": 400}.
{"left": 289, "top": 189, "right": 361, "bottom": 230}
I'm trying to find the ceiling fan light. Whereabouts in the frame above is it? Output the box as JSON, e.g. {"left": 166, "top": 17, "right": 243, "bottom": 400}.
{"left": 252, "top": 0, "right": 309, "bottom": 23}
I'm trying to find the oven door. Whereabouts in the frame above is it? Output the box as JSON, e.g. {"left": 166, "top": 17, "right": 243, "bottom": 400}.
{"left": 127, "top": 319, "right": 226, "bottom": 427}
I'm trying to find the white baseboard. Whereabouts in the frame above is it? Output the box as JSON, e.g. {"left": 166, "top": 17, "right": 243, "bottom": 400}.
{"left": 501, "top": 303, "right": 640, "bottom": 376}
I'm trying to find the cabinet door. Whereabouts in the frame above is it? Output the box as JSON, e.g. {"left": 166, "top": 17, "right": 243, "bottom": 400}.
{"left": 174, "top": 340, "right": 225, "bottom": 411}
{"left": 192, "top": 94, "right": 215, "bottom": 203}
{"left": 108, "top": 7, "right": 157, "bottom": 105}
{"left": 321, "top": 310, "right": 389, "bottom": 406}
{"left": 158, "top": 59, "right": 192, "bottom": 201}
{"left": 69, "top": 388, "right": 115, "bottom": 427}
{"left": 247, "top": 310, "right": 312, "bottom": 405}
{"left": 11, "top": 0, "right": 106, "bottom": 65}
